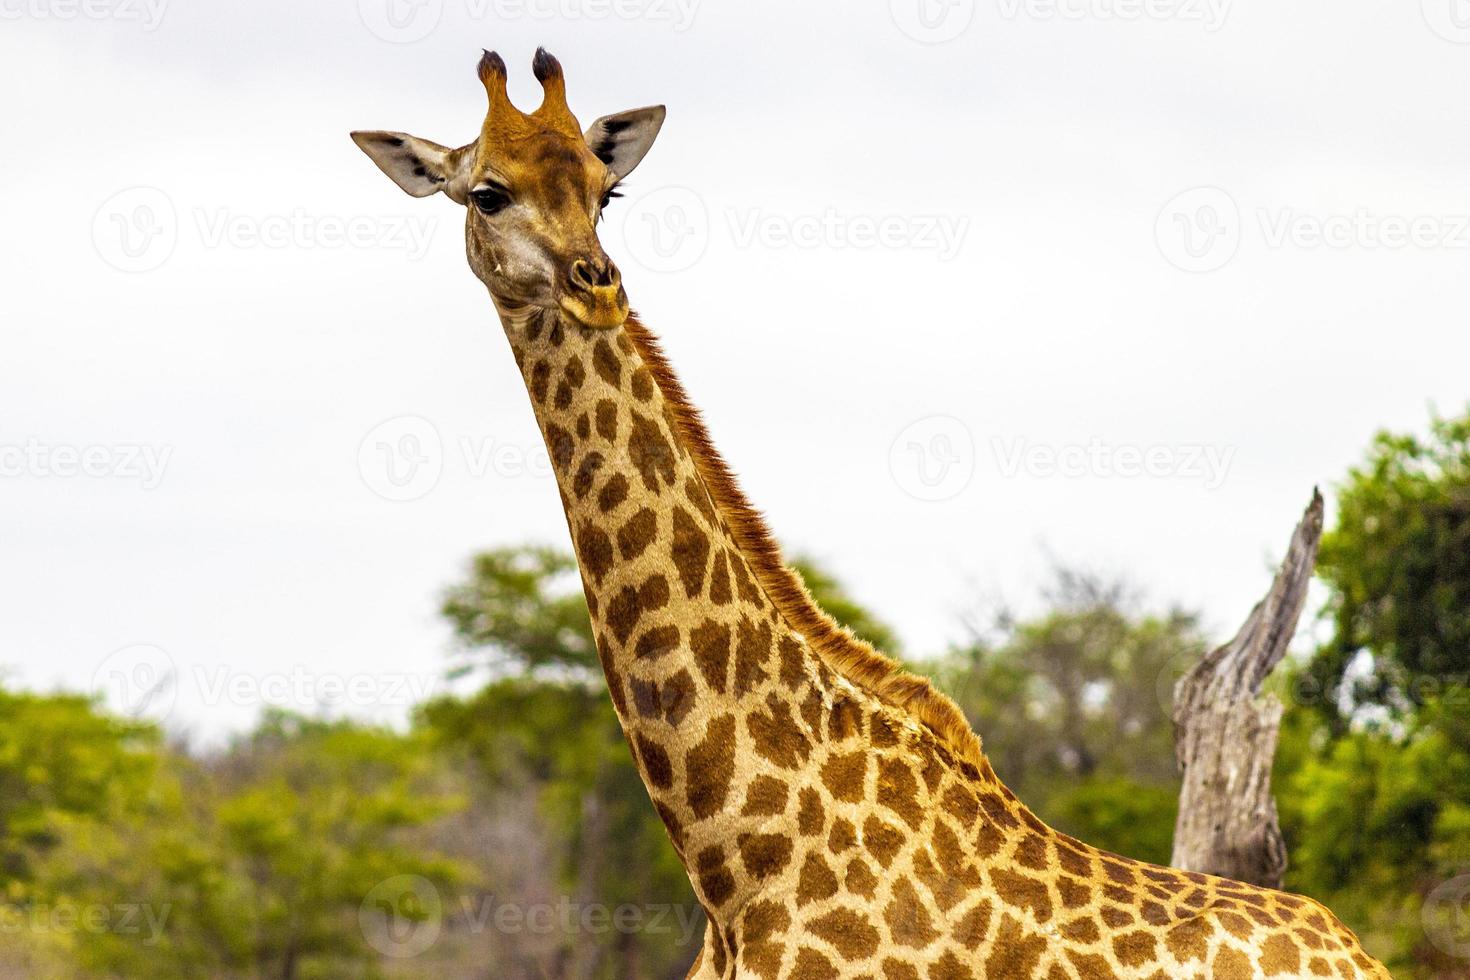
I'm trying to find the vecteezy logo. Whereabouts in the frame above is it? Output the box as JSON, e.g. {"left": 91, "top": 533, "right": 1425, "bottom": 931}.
{"left": 1154, "top": 646, "right": 1203, "bottom": 718}
{"left": 92, "top": 187, "right": 177, "bottom": 273}
{"left": 358, "top": 416, "right": 443, "bottom": 502}
{"left": 91, "top": 644, "right": 178, "bottom": 721}
{"left": 1155, "top": 187, "right": 1241, "bottom": 273}
{"left": 621, "top": 187, "right": 710, "bottom": 273}
{"left": 357, "top": 0, "right": 443, "bottom": 43}
{"left": 1423, "top": 874, "right": 1470, "bottom": 959}
{"left": 888, "top": 415, "right": 976, "bottom": 502}
{"left": 890, "top": 0, "right": 976, "bottom": 43}
{"left": 1423, "top": 0, "right": 1470, "bottom": 42}
{"left": 360, "top": 875, "right": 442, "bottom": 958}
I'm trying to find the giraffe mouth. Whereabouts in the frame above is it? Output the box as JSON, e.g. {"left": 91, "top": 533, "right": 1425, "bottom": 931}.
{"left": 557, "top": 287, "right": 629, "bottom": 331}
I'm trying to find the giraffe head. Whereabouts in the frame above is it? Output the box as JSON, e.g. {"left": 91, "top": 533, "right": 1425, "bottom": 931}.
{"left": 351, "top": 49, "right": 665, "bottom": 330}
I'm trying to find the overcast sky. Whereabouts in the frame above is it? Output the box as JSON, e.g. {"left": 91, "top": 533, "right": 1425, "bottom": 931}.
{"left": 4, "top": 0, "right": 1469, "bottom": 742}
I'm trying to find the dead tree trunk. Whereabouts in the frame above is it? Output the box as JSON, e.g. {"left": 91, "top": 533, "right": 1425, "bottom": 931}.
{"left": 1170, "top": 490, "right": 1324, "bottom": 890}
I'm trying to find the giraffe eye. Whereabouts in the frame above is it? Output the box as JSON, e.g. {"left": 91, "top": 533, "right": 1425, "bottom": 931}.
{"left": 599, "top": 185, "right": 623, "bottom": 212}
{"left": 471, "top": 186, "right": 511, "bottom": 215}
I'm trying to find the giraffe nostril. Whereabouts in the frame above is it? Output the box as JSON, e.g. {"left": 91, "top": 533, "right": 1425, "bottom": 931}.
{"left": 569, "top": 259, "right": 597, "bottom": 290}
{"left": 570, "top": 257, "right": 619, "bottom": 292}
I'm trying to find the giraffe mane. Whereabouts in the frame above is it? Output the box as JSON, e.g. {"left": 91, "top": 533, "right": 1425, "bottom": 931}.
{"left": 621, "top": 313, "right": 984, "bottom": 767}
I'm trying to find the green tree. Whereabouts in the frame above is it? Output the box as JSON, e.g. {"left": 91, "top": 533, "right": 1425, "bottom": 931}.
{"left": 3, "top": 698, "right": 473, "bottom": 980}
{"left": 933, "top": 571, "right": 1204, "bottom": 865}
{"left": 441, "top": 546, "right": 598, "bottom": 675}
{"left": 1313, "top": 409, "right": 1470, "bottom": 724}
{"left": 420, "top": 683, "right": 694, "bottom": 979}
{"left": 1279, "top": 408, "right": 1470, "bottom": 975}
{"left": 209, "top": 712, "right": 467, "bottom": 980}
{"left": 0, "top": 690, "right": 196, "bottom": 977}
{"left": 0, "top": 689, "right": 160, "bottom": 895}
{"left": 1275, "top": 692, "right": 1470, "bottom": 977}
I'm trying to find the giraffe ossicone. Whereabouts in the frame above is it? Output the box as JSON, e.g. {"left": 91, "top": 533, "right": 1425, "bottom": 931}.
{"left": 352, "top": 49, "right": 1392, "bottom": 980}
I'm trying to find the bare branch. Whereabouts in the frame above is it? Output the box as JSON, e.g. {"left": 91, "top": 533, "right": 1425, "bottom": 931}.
{"left": 1169, "top": 490, "right": 1324, "bottom": 889}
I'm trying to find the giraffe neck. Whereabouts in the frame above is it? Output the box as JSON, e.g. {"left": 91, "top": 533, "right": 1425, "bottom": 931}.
{"left": 497, "top": 305, "right": 832, "bottom": 881}
{"left": 519, "top": 298, "right": 987, "bottom": 772}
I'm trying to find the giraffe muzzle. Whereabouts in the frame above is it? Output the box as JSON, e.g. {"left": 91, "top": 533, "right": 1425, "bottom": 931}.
{"left": 560, "top": 257, "right": 629, "bottom": 329}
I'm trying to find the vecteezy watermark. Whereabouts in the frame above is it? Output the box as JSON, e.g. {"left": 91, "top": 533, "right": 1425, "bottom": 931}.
{"left": 358, "top": 877, "right": 703, "bottom": 959}
{"left": 0, "top": 0, "right": 168, "bottom": 29}
{"left": 458, "top": 895, "right": 704, "bottom": 946}
{"left": 193, "top": 208, "right": 435, "bottom": 259}
{"left": 1156, "top": 187, "right": 1241, "bottom": 273}
{"left": 1422, "top": 0, "right": 1470, "bottom": 43}
{"left": 622, "top": 187, "right": 712, "bottom": 274}
{"left": 91, "top": 644, "right": 178, "bottom": 722}
{"left": 488, "top": 0, "right": 698, "bottom": 28}
{"left": 356, "top": 0, "right": 443, "bottom": 42}
{"left": 1153, "top": 646, "right": 1199, "bottom": 716}
{"left": 92, "top": 187, "right": 178, "bottom": 274}
{"left": 1288, "top": 672, "right": 1470, "bottom": 713}
{"left": 357, "top": 416, "right": 556, "bottom": 503}
{"left": 889, "top": 416, "right": 977, "bottom": 502}
{"left": 0, "top": 438, "right": 172, "bottom": 489}
{"left": 1423, "top": 874, "right": 1470, "bottom": 959}
{"left": 727, "top": 209, "right": 970, "bottom": 262}
{"left": 92, "top": 645, "right": 441, "bottom": 723}
{"left": 1158, "top": 186, "right": 1470, "bottom": 273}
{"left": 192, "top": 665, "right": 439, "bottom": 711}
{"left": 995, "top": 0, "right": 1230, "bottom": 30}
{"left": 1257, "top": 209, "right": 1470, "bottom": 251}
{"left": 357, "top": 0, "right": 699, "bottom": 43}
{"left": 92, "top": 188, "right": 437, "bottom": 273}
{"left": 358, "top": 416, "right": 444, "bottom": 503}
{"left": 620, "top": 189, "right": 972, "bottom": 274}
{"left": 890, "top": 0, "right": 976, "bottom": 44}
{"left": 361, "top": 875, "right": 443, "bottom": 959}
{"left": 0, "top": 902, "right": 172, "bottom": 945}
{"left": 992, "top": 437, "right": 1236, "bottom": 490}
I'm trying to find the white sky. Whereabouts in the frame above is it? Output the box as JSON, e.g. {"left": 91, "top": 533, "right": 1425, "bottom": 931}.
{"left": 4, "top": 0, "right": 1469, "bottom": 742}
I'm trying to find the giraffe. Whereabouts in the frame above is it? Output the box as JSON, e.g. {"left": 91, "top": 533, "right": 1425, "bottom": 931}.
{"left": 351, "top": 49, "right": 1394, "bottom": 980}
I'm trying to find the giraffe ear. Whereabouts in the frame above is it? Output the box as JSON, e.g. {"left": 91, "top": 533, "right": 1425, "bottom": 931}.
{"left": 350, "top": 131, "right": 476, "bottom": 204}
{"left": 584, "top": 106, "right": 666, "bottom": 181}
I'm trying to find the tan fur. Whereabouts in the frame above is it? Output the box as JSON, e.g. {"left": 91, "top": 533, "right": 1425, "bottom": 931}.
{"left": 622, "top": 315, "right": 985, "bottom": 767}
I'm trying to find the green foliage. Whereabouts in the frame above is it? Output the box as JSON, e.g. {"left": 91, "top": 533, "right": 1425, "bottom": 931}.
{"left": 1314, "top": 409, "right": 1470, "bottom": 722}
{"left": 933, "top": 571, "right": 1203, "bottom": 863}
{"left": 442, "top": 546, "right": 598, "bottom": 674}
{"left": 0, "top": 691, "right": 196, "bottom": 977}
{"left": 0, "top": 689, "right": 161, "bottom": 896}
{"left": 420, "top": 682, "right": 695, "bottom": 977}
{"left": 419, "top": 680, "right": 689, "bottom": 902}
{"left": 433, "top": 545, "right": 711, "bottom": 977}
{"left": 0, "top": 699, "right": 468, "bottom": 979}
{"left": 1045, "top": 779, "right": 1178, "bottom": 867}
{"left": 210, "top": 712, "right": 468, "bottom": 979}
{"left": 1274, "top": 409, "right": 1470, "bottom": 976}
{"left": 1275, "top": 693, "right": 1470, "bottom": 976}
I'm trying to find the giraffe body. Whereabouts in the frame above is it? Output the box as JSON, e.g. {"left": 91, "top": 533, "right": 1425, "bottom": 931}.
{"left": 504, "top": 307, "right": 1391, "bottom": 980}
{"left": 351, "top": 49, "right": 1394, "bottom": 980}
